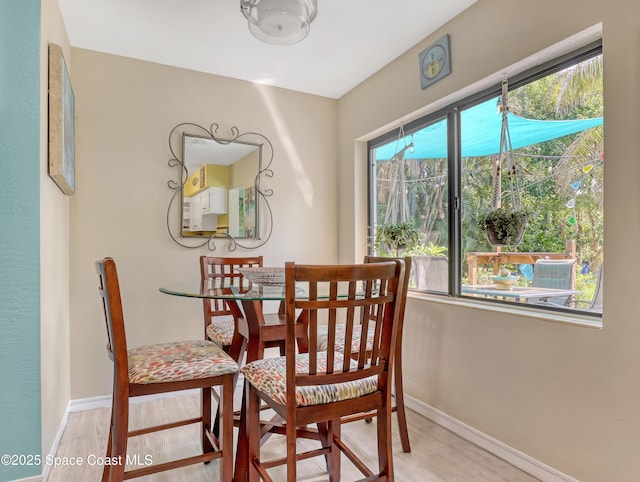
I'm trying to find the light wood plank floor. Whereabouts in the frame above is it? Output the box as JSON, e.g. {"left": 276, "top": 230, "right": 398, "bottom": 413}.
{"left": 47, "top": 392, "right": 539, "bottom": 481}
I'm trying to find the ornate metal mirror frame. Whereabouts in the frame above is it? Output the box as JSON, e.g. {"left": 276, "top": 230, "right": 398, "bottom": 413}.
{"left": 166, "top": 122, "right": 273, "bottom": 251}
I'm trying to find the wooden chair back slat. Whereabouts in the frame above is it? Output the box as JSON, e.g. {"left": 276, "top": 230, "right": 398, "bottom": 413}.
{"left": 369, "top": 297, "right": 382, "bottom": 364}
{"left": 343, "top": 280, "right": 357, "bottom": 372}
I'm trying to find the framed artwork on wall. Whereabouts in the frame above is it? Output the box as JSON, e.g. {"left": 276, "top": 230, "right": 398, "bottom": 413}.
{"left": 48, "top": 43, "right": 75, "bottom": 195}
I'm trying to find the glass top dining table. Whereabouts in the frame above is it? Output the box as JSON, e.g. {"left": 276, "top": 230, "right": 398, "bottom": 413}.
{"left": 159, "top": 279, "right": 314, "bottom": 366}
{"left": 160, "top": 279, "right": 292, "bottom": 301}
{"left": 160, "top": 278, "right": 354, "bottom": 302}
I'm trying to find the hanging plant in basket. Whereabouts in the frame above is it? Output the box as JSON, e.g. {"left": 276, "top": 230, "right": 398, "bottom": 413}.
{"left": 482, "top": 207, "right": 527, "bottom": 246}
{"left": 483, "top": 78, "right": 528, "bottom": 247}
{"left": 374, "top": 221, "right": 420, "bottom": 257}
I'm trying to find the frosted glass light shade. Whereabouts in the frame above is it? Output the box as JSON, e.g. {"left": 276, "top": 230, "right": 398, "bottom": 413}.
{"left": 241, "top": 0, "right": 318, "bottom": 45}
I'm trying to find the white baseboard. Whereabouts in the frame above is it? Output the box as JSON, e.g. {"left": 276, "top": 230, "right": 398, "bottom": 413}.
{"left": 68, "top": 394, "right": 111, "bottom": 413}
{"left": 40, "top": 399, "right": 72, "bottom": 482}
{"left": 403, "top": 394, "right": 580, "bottom": 482}
{"left": 68, "top": 388, "right": 201, "bottom": 413}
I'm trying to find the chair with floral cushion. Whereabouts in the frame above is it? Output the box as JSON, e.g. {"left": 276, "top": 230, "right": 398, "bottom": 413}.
{"left": 316, "top": 255, "right": 412, "bottom": 453}
{"left": 200, "top": 255, "right": 264, "bottom": 362}
{"left": 241, "top": 259, "right": 405, "bottom": 481}
{"left": 201, "top": 256, "right": 309, "bottom": 439}
{"left": 201, "top": 255, "right": 310, "bottom": 360}
{"left": 96, "top": 257, "right": 238, "bottom": 482}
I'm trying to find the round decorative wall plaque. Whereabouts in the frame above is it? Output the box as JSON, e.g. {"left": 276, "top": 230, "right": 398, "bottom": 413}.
{"left": 419, "top": 34, "right": 451, "bottom": 89}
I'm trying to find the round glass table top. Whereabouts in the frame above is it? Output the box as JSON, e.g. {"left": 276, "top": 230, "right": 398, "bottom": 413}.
{"left": 159, "top": 280, "right": 289, "bottom": 301}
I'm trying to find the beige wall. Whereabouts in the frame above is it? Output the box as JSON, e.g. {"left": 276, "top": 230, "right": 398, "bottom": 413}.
{"left": 40, "top": 0, "right": 72, "bottom": 458}
{"left": 338, "top": 1, "right": 640, "bottom": 481}
{"left": 68, "top": 49, "right": 338, "bottom": 399}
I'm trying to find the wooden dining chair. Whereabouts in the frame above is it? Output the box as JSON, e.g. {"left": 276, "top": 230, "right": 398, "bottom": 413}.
{"left": 316, "top": 256, "right": 412, "bottom": 453}
{"left": 200, "top": 255, "right": 264, "bottom": 363}
{"left": 241, "top": 260, "right": 405, "bottom": 481}
{"left": 201, "top": 255, "right": 310, "bottom": 361}
{"left": 201, "top": 255, "right": 309, "bottom": 440}
{"left": 96, "top": 257, "right": 238, "bottom": 482}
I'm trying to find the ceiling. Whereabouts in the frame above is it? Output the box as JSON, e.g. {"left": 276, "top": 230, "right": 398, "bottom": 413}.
{"left": 183, "top": 134, "right": 258, "bottom": 167}
{"left": 58, "top": 0, "right": 477, "bottom": 99}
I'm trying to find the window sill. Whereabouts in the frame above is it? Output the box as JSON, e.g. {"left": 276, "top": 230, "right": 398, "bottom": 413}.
{"left": 407, "top": 291, "right": 602, "bottom": 329}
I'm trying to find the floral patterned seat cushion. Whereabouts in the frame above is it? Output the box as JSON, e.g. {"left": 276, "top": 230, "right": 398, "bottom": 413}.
{"left": 128, "top": 340, "right": 238, "bottom": 384}
{"left": 242, "top": 352, "right": 378, "bottom": 407}
{"left": 316, "top": 323, "right": 376, "bottom": 354}
{"left": 205, "top": 318, "right": 235, "bottom": 347}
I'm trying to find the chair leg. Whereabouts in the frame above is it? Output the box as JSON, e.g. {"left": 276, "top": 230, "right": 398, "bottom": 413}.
{"left": 315, "top": 421, "right": 332, "bottom": 473}
{"left": 107, "top": 390, "right": 128, "bottom": 482}
{"left": 101, "top": 394, "right": 115, "bottom": 482}
{"left": 286, "top": 409, "right": 297, "bottom": 482}
{"left": 376, "top": 404, "right": 394, "bottom": 481}
{"left": 214, "top": 338, "right": 247, "bottom": 438}
{"left": 202, "top": 387, "right": 214, "bottom": 456}
{"left": 247, "top": 381, "right": 261, "bottom": 482}
{"left": 394, "top": 346, "right": 411, "bottom": 453}
{"left": 220, "top": 376, "right": 234, "bottom": 481}
{"left": 327, "top": 419, "right": 341, "bottom": 481}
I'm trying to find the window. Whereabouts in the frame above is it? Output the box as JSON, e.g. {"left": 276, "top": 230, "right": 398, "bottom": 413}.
{"left": 369, "top": 45, "right": 603, "bottom": 316}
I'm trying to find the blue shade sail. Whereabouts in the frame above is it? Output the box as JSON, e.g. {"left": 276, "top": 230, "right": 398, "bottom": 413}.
{"left": 374, "top": 97, "right": 603, "bottom": 160}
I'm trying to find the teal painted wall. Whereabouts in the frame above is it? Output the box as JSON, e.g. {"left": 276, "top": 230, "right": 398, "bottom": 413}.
{"left": 0, "top": 0, "right": 42, "bottom": 480}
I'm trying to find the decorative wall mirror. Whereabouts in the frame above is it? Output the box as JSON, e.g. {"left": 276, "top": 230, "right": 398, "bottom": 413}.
{"left": 166, "top": 123, "right": 273, "bottom": 250}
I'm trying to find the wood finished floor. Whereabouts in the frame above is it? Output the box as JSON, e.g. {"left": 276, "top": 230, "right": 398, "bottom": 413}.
{"left": 47, "top": 392, "right": 539, "bottom": 481}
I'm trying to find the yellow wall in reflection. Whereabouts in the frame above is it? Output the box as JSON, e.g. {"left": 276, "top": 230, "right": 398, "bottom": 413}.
{"left": 183, "top": 164, "right": 230, "bottom": 197}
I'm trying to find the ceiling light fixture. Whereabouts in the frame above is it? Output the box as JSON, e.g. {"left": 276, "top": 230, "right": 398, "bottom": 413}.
{"left": 240, "top": 0, "right": 318, "bottom": 46}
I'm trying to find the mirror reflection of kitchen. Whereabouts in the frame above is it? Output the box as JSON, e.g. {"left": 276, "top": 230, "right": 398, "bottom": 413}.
{"left": 181, "top": 134, "right": 260, "bottom": 238}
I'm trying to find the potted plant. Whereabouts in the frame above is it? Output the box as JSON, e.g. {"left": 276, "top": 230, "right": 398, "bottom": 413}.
{"left": 481, "top": 207, "right": 527, "bottom": 247}
{"left": 374, "top": 221, "right": 421, "bottom": 256}
{"left": 405, "top": 241, "right": 447, "bottom": 257}
{"left": 406, "top": 241, "right": 448, "bottom": 291}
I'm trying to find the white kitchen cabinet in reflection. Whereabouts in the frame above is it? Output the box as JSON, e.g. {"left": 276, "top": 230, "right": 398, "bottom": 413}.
{"left": 200, "top": 187, "right": 227, "bottom": 215}
{"left": 184, "top": 187, "right": 227, "bottom": 232}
